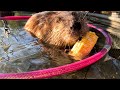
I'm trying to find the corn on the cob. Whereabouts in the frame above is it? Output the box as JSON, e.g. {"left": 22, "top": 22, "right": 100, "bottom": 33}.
{"left": 68, "top": 31, "right": 98, "bottom": 60}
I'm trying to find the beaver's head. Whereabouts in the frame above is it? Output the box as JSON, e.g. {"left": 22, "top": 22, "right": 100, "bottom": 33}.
{"left": 24, "top": 11, "right": 89, "bottom": 48}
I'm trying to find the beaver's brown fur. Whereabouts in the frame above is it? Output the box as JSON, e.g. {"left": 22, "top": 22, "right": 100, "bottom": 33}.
{"left": 24, "top": 11, "right": 89, "bottom": 48}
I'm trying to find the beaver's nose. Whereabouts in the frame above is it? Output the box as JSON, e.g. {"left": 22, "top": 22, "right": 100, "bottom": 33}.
{"left": 71, "top": 21, "right": 81, "bottom": 31}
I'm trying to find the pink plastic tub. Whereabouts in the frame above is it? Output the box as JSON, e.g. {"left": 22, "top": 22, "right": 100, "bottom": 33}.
{"left": 0, "top": 16, "right": 112, "bottom": 79}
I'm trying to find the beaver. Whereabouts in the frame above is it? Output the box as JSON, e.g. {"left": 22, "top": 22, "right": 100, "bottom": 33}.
{"left": 24, "top": 11, "right": 89, "bottom": 48}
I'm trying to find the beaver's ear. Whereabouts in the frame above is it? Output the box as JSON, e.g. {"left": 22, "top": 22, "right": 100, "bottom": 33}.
{"left": 71, "top": 12, "right": 80, "bottom": 22}
{"left": 71, "top": 12, "right": 78, "bottom": 18}
{"left": 71, "top": 11, "right": 77, "bottom": 16}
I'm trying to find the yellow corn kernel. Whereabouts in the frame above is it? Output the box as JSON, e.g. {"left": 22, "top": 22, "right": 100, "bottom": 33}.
{"left": 69, "top": 31, "right": 98, "bottom": 60}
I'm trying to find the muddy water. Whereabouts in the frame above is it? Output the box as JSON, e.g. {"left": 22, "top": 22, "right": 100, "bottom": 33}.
{"left": 0, "top": 19, "right": 74, "bottom": 73}
{"left": 0, "top": 11, "right": 77, "bottom": 74}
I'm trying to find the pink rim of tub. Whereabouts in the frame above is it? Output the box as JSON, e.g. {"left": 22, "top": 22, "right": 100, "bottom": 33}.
{"left": 0, "top": 16, "right": 112, "bottom": 79}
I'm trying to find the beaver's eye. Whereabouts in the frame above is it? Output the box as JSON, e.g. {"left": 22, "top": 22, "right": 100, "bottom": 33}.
{"left": 72, "top": 22, "right": 81, "bottom": 31}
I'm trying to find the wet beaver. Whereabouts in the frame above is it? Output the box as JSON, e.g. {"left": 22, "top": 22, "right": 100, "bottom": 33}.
{"left": 24, "top": 11, "right": 89, "bottom": 48}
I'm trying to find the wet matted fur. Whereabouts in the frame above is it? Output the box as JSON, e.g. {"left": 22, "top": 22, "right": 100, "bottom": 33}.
{"left": 24, "top": 11, "right": 89, "bottom": 48}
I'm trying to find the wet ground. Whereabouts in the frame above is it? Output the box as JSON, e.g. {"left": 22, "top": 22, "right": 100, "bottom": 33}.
{"left": 0, "top": 11, "right": 120, "bottom": 79}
